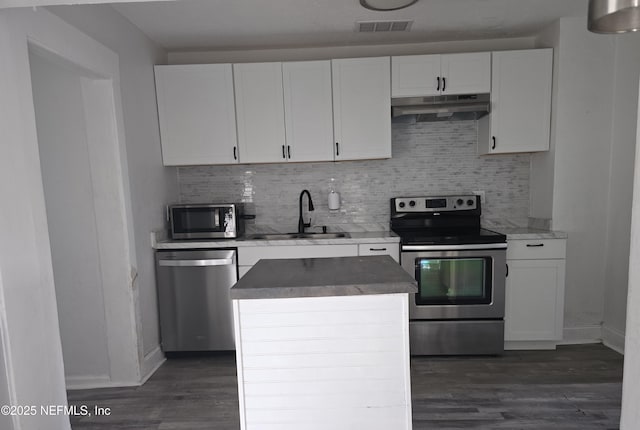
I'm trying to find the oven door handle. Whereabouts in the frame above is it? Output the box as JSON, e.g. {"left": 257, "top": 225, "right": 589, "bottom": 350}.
{"left": 402, "top": 243, "right": 507, "bottom": 251}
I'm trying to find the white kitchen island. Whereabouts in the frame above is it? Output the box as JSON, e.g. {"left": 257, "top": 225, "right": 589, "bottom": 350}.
{"left": 230, "top": 255, "right": 417, "bottom": 430}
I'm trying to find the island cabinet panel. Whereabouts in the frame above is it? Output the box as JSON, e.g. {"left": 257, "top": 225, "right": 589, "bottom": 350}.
{"left": 233, "top": 294, "right": 412, "bottom": 430}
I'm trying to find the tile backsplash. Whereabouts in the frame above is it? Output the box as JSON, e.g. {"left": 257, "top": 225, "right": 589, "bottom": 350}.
{"left": 178, "top": 121, "right": 531, "bottom": 233}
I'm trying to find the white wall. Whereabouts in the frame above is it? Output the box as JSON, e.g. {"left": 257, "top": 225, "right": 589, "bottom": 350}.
{"left": 50, "top": 4, "right": 178, "bottom": 379}
{"left": 602, "top": 33, "right": 640, "bottom": 353}
{"left": 530, "top": 21, "right": 559, "bottom": 220}
{"left": 532, "top": 18, "right": 638, "bottom": 348}
{"left": 29, "top": 51, "right": 111, "bottom": 381}
{"left": 620, "top": 77, "right": 640, "bottom": 429}
{"left": 168, "top": 36, "right": 536, "bottom": 64}
{"left": 0, "top": 271, "right": 16, "bottom": 430}
{"left": 531, "top": 17, "right": 616, "bottom": 343}
{"left": 0, "top": 10, "right": 70, "bottom": 430}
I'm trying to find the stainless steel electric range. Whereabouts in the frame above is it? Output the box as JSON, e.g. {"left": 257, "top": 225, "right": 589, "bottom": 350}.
{"left": 390, "top": 195, "right": 507, "bottom": 355}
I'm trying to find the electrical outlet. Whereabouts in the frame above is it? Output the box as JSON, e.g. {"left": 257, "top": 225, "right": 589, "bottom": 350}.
{"left": 472, "top": 190, "right": 486, "bottom": 204}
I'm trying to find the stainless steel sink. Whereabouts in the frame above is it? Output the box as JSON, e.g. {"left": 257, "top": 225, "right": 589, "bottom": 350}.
{"left": 247, "top": 232, "right": 351, "bottom": 240}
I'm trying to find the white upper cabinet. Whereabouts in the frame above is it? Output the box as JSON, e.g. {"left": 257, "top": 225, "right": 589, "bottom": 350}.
{"left": 392, "top": 54, "right": 441, "bottom": 97}
{"left": 155, "top": 64, "right": 238, "bottom": 166}
{"left": 234, "top": 62, "right": 287, "bottom": 164}
{"left": 332, "top": 57, "right": 391, "bottom": 161}
{"left": 478, "top": 48, "right": 553, "bottom": 155}
{"left": 391, "top": 52, "right": 490, "bottom": 97}
{"left": 282, "top": 61, "right": 335, "bottom": 162}
{"left": 440, "top": 53, "right": 491, "bottom": 95}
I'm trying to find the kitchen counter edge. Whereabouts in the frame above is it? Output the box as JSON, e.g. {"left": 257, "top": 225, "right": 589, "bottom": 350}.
{"left": 154, "top": 231, "right": 400, "bottom": 249}
{"left": 501, "top": 228, "right": 568, "bottom": 240}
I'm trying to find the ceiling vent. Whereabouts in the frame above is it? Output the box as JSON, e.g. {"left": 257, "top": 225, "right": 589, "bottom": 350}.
{"left": 356, "top": 20, "right": 413, "bottom": 32}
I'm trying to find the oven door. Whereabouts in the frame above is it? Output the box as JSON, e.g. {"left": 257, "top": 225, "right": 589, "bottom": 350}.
{"left": 401, "top": 244, "right": 506, "bottom": 320}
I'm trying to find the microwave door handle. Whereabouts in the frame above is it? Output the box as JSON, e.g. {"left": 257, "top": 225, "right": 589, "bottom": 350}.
{"left": 214, "top": 209, "right": 220, "bottom": 227}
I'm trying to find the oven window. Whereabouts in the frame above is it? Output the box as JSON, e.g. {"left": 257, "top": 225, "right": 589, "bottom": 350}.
{"left": 415, "top": 257, "right": 492, "bottom": 305}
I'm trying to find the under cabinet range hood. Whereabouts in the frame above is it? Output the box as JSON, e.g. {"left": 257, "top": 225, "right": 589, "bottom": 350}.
{"left": 391, "top": 93, "right": 490, "bottom": 122}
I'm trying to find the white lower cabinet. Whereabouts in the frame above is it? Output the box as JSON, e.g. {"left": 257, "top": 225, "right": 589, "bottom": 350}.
{"left": 504, "top": 238, "right": 566, "bottom": 350}
{"left": 238, "top": 244, "right": 358, "bottom": 278}
{"left": 358, "top": 243, "right": 400, "bottom": 262}
{"left": 238, "top": 242, "right": 400, "bottom": 279}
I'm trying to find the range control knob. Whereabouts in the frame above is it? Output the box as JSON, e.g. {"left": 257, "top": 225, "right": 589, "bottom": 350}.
{"left": 399, "top": 201, "right": 406, "bottom": 208}
{"left": 467, "top": 199, "right": 475, "bottom": 206}
{"left": 409, "top": 200, "right": 416, "bottom": 207}
{"left": 456, "top": 199, "right": 463, "bottom": 206}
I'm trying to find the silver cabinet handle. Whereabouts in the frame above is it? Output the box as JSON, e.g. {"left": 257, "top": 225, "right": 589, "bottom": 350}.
{"left": 158, "top": 258, "right": 233, "bottom": 267}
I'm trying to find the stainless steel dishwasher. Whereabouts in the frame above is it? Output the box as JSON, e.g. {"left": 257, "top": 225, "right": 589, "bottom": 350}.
{"left": 155, "top": 249, "right": 237, "bottom": 351}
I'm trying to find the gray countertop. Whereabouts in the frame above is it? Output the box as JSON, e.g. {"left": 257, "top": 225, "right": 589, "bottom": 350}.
{"left": 498, "top": 227, "right": 568, "bottom": 240}
{"left": 230, "top": 255, "right": 417, "bottom": 300}
{"left": 154, "top": 231, "right": 399, "bottom": 249}
{"left": 153, "top": 228, "right": 566, "bottom": 250}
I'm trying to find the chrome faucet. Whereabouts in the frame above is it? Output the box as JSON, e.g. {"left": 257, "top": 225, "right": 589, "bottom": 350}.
{"left": 298, "top": 190, "right": 315, "bottom": 234}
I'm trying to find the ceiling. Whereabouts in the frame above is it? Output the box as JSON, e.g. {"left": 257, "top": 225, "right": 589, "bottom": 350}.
{"left": 110, "top": 0, "right": 588, "bottom": 51}
{"left": 0, "top": 0, "right": 589, "bottom": 51}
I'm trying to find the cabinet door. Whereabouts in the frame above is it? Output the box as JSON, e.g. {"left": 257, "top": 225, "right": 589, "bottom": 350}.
{"left": 358, "top": 243, "right": 400, "bottom": 262}
{"left": 332, "top": 57, "right": 391, "bottom": 161}
{"left": 440, "top": 52, "right": 491, "bottom": 95}
{"left": 234, "top": 63, "right": 287, "bottom": 163}
{"left": 479, "top": 49, "right": 552, "bottom": 154}
{"left": 282, "top": 61, "right": 335, "bottom": 162}
{"left": 155, "top": 64, "right": 238, "bottom": 166}
{"left": 504, "top": 259, "right": 565, "bottom": 341}
{"left": 391, "top": 54, "right": 441, "bottom": 97}
{"left": 238, "top": 244, "right": 359, "bottom": 266}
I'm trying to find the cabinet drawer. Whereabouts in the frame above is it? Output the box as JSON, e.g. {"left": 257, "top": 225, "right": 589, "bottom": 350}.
{"left": 507, "top": 239, "right": 566, "bottom": 260}
{"left": 358, "top": 243, "right": 400, "bottom": 262}
{"left": 238, "top": 244, "right": 358, "bottom": 266}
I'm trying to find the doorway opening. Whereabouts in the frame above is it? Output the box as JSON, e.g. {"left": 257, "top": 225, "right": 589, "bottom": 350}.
{"left": 28, "top": 42, "right": 139, "bottom": 390}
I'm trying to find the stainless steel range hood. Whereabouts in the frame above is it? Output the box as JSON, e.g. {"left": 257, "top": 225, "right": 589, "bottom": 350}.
{"left": 392, "top": 93, "right": 490, "bottom": 122}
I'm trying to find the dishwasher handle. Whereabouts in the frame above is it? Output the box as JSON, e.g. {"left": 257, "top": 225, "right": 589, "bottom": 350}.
{"left": 158, "top": 258, "right": 234, "bottom": 267}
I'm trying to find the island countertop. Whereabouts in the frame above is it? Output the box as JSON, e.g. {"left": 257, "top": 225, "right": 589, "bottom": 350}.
{"left": 230, "top": 255, "right": 417, "bottom": 300}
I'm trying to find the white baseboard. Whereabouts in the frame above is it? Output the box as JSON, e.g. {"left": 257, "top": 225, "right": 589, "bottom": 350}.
{"left": 558, "top": 325, "right": 603, "bottom": 345}
{"left": 66, "top": 346, "right": 165, "bottom": 390}
{"left": 505, "top": 341, "right": 557, "bottom": 350}
{"left": 602, "top": 325, "right": 625, "bottom": 354}
{"left": 65, "top": 374, "right": 140, "bottom": 390}
{"left": 141, "top": 345, "right": 165, "bottom": 384}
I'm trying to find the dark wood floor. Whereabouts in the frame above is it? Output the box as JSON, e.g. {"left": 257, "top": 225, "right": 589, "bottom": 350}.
{"left": 67, "top": 344, "right": 623, "bottom": 429}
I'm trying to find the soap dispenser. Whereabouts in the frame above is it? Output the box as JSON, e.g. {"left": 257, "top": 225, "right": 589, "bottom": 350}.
{"left": 328, "top": 178, "right": 340, "bottom": 211}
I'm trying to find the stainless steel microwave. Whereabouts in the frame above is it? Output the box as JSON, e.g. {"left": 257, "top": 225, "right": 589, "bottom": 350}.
{"left": 168, "top": 203, "right": 245, "bottom": 239}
